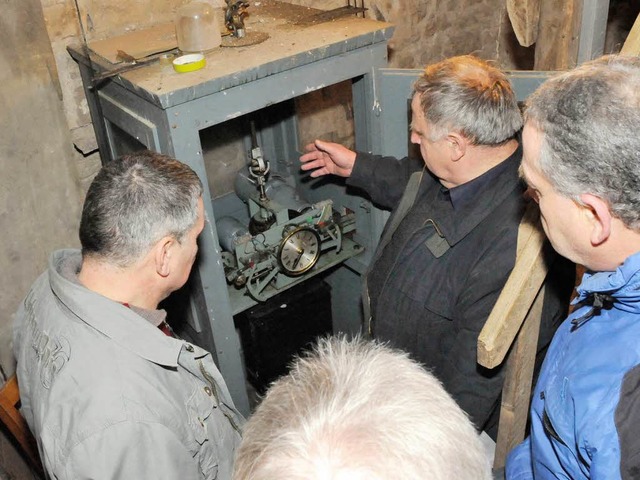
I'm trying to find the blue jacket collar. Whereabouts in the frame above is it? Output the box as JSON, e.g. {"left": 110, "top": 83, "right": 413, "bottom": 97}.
{"left": 575, "top": 250, "right": 640, "bottom": 314}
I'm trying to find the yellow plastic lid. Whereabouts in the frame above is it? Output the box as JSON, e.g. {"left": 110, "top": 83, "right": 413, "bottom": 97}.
{"left": 173, "top": 53, "right": 206, "bottom": 73}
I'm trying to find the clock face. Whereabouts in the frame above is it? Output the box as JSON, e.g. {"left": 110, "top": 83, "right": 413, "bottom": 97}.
{"left": 277, "top": 227, "right": 321, "bottom": 276}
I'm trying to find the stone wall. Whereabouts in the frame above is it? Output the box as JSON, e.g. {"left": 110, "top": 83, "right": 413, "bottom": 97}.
{"left": 288, "top": 0, "right": 531, "bottom": 155}
{"left": 286, "top": 0, "right": 532, "bottom": 69}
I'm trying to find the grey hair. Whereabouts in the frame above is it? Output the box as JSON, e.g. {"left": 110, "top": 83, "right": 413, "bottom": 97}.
{"left": 233, "top": 336, "right": 491, "bottom": 480}
{"left": 79, "top": 150, "right": 203, "bottom": 267}
{"left": 525, "top": 55, "right": 640, "bottom": 229}
{"left": 413, "top": 55, "right": 523, "bottom": 145}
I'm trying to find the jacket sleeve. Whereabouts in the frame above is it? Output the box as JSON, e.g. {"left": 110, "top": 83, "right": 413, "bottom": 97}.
{"left": 61, "top": 421, "right": 203, "bottom": 480}
{"left": 347, "top": 152, "right": 424, "bottom": 209}
{"left": 611, "top": 364, "right": 640, "bottom": 479}
{"left": 505, "top": 437, "right": 534, "bottom": 480}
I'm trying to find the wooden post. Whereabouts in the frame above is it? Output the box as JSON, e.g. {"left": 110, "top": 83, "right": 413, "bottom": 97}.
{"left": 477, "top": 202, "right": 551, "bottom": 468}
{"left": 477, "top": 204, "right": 548, "bottom": 369}
{"left": 534, "top": 0, "right": 583, "bottom": 70}
{"left": 493, "top": 287, "right": 545, "bottom": 468}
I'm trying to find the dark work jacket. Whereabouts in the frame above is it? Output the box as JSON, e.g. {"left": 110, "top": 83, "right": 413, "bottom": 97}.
{"left": 347, "top": 148, "right": 573, "bottom": 434}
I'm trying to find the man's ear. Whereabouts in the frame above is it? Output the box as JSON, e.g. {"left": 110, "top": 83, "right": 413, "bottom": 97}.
{"left": 154, "top": 237, "right": 175, "bottom": 277}
{"left": 447, "top": 132, "right": 466, "bottom": 161}
{"left": 580, "top": 193, "right": 612, "bottom": 246}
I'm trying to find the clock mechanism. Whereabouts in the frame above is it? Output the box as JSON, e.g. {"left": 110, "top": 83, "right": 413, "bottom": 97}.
{"left": 277, "top": 227, "right": 321, "bottom": 276}
{"left": 216, "top": 126, "right": 363, "bottom": 304}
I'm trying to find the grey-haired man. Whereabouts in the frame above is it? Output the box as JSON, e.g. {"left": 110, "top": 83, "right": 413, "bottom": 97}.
{"left": 301, "top": 55, "right": 573, "bottom": 437}
{"left": 13, "top": 151, "right": 243, "bottom": 479}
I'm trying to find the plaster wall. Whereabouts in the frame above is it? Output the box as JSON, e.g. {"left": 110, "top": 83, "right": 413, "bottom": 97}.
{"left": 1, "top": 0, "right": 83, "bottom": 374}
{"left": 0, "top": 0, "right": 83, "bottom": 476}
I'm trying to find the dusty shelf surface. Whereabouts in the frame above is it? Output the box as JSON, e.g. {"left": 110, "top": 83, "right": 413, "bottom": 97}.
{"left": 69, "top": 0, "right": 393, "bottom": 107}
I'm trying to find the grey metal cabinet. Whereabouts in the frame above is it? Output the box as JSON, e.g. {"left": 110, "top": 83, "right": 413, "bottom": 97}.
{"left": 70, "top": 3, "right": 394, "bottom": 415}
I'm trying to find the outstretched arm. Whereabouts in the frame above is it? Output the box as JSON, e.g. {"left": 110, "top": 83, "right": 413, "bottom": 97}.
{"left": 299, "top": 139, "right": 356, "bottom": 178}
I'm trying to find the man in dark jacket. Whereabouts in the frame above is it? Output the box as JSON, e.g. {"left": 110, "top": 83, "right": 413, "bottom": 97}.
{"left": 300, "top": 55, "right": 572, "bottom": 437}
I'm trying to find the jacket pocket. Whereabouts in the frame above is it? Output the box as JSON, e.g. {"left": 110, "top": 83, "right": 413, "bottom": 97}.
{"left": 423, "top": 295, "right": 454, "bottom": 320}
{"left": 541, "top": 406, "right": 585, "bottom": 477}
{"left": 543, "top": 409, "right": 567, "bottom": 447}
{"left": 185, "top": 385, "right": 219, "bottom": 478}
{"left": 395, "top": 267, "right": 455, "bottom": 320}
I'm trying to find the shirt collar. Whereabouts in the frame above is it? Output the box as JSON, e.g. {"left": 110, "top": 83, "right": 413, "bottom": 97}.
{"left": 422, "top": 143, "right": 523, "bottom": 247}
{"left": 447, "top": 148, "right": 517, "bottom": 210}
{"left": 50, "top": 249, "right": 182, "bottom": 367}
{"left": 60, "top": 258, "right": 168, "bottom": 328}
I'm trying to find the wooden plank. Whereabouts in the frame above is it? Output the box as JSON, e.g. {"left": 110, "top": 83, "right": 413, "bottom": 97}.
{"left": 294, "top": 6, "right": 367, "bottom": 25}
{"left": 507, "top": 0, "right": 541, "bottom": 47}
{"left": 88, "top": 22, "right": 178, "bottom": 64}
{"left": 477, "top": 204, "right": 548, "bottom": 368}
{"left": 493, "top": 287, "right": 545, "bottom": 468}
{"left": 621, "top": 13, "right": 640, "bottom": 56}
{"left": 478, "top": 203, "right": 551, "bottom": 466}
{"left": 0, "top": 376, "right": 43, "bottom": 475}
{"left": 516, "top": 201, "right": 541, "bottom": 256}
{"left": 534, "top": 0, "right": 583, "bottom": 70}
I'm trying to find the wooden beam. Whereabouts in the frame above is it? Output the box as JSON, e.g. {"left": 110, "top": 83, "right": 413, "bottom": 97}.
{"left": 0, "top": 376, "right": 43, "bottom": 475}
{"left": 621, "top": 13, "right": 640, "bottom": 56}
{"left": 477, "top": 204, "right": 548, "bottom": 369}
{"left": 478, "top": 203, "right": 551, "bottom": 467}
{"left": 493, "top": 287, "right": 545, "bottom": 468}
{"left": 507, "top": 0, "right": 541, "bottom": 47}
{"left": 534, "top": 0, "right": 583, "bottom": 70}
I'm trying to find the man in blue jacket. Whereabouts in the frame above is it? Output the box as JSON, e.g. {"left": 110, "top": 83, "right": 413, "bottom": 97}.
{"left": 506, "top": 55, "right": 640, "bottom": 479}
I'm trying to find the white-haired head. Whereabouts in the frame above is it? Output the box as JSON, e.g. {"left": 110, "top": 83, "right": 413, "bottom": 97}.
{"left": 233, "top": 336, "right": 492, "bottom": 480}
